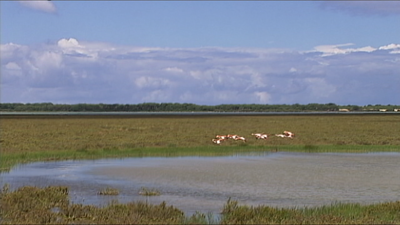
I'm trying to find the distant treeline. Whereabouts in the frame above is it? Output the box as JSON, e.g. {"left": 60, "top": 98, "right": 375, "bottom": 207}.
{"left": 1, "top": 102, "right": 399, "bottom": 112}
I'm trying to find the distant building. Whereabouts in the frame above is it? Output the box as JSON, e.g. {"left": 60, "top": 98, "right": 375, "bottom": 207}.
{"left": 379, "top": 109, "right": 387, "bottom": 112}
{"left": 339, "top": 109, "right": 350, "bottom": 112}
{"left": 394, "top": 109, "right": 399, "bottom": 112}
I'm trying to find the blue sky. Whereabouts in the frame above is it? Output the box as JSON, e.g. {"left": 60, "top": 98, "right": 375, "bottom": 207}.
{"left": 1, "top": 1, "right": 400, "bottom": 105}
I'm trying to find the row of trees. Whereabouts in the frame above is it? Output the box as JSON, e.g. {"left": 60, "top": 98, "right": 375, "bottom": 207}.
{"left": 0, "top": 102, "right": 399, "bottom": 112}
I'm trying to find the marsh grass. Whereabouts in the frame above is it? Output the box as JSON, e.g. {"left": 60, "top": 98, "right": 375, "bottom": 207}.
{"left": 2, "top": 185, "right": 399, "bottom": 224}
{"left": 97, "top": 187, "right": 119, "bottom": 196}
{"left": 139, "top": 187, "right": 161, "bottom": 196}
{"left": 0, "top": 185, "right": 186, "bottom": 224}
{"left": 1, "top": 114, "right": 400, "bottom": 171}
{"left": 220, "top": 198, "right": 400, "bottom": 224}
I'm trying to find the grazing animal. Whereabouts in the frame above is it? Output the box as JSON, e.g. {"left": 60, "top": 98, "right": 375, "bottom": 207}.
{"left": 275, "top": 134, "right": 286, "bottom": 138}
{"left": 227, "top": 134, "right": 239, "bottom": 139}
{"left": 212, "top": 138, "right": 225, "bottom": 145}
{"left": 283, "top": 131, "right": 295, "bottom": 138}
{"left": 215, "top": 135, "right": 228, "bottom": 140}
{"left": 252, "top": 133, "right": 268, "bottom": 140}
{"left": 234, "top": 136, "right": 246, "bottom": 142}
{"left": 251, "top": 133, "right": 263, "bottom": 139}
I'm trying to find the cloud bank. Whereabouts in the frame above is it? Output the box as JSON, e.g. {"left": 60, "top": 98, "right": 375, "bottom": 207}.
{"left": 1, "top": 38, "right": 399, "bottom": 105}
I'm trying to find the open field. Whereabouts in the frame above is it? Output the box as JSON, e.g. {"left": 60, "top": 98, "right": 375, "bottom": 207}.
{"left": 1, "top": 114, "right": 400, "bottom": 171}
{"left": 1, "top": 114, "right": 400, "bottom": 224}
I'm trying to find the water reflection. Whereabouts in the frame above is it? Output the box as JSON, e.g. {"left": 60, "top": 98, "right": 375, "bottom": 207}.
{"left": 1, "top": 151, "right": 400, "bottom": 216}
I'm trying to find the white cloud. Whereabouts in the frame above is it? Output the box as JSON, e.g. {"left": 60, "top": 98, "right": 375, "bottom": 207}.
{"left": 57, "top": 38, "right": 100, "bottom": 59}
{"left": 1, "top": 39, "right": 399, "bottom": 105}
{"left": 313, "top": 43, "right": 377, "bottom": 56}
{"left": 379, "top": 44, "right": 400, "bottom": 54}
{"left": 379, "top": 44, "right": 400, "bottom": 50}
{"left": 1, "top": 43, "right": 29, "bottom": 59}
{"left": 19, "top": 0, "right": 57, "bottom": 14}
{"left": 58, "top": 38, "right": 83, "bottom": 49}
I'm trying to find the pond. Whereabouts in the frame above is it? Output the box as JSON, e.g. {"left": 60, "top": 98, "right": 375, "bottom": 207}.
{"left": 1, "top": 151, "right": 400, "bottom": 216}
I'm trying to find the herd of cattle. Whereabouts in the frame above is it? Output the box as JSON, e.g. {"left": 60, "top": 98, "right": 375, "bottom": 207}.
{"left": 212, "top": 131, "right": 295, "bottom": 144}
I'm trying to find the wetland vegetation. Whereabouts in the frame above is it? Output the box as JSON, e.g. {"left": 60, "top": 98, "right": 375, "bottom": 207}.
{"left": 1, "top": 185, "right": 400, "bottom": 224}
{"left": 1, "top": 114, "right": 400, "bottom": 224}
{"left": 97, "top": 187, "right": 120, "bottom": 196}
{"left": 139, "top": 187, "right": 161, "bottom": 196}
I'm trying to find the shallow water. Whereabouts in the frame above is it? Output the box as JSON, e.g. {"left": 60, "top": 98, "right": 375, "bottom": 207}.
{"left": 1, "top": 151, "right": 400, "bottom": 216}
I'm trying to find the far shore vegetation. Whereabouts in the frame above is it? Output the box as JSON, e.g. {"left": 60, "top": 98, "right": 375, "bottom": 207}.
{"left": 1, "top": 102, "right": 400, "bottom": 112}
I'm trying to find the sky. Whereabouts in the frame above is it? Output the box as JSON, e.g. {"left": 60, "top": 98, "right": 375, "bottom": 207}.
{"left": 1, "top": 1, "right": 400, "bottom": 106}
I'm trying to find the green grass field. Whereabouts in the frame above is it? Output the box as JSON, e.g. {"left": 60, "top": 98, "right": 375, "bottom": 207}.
{"left": 1, "top": 114, "right": 400, "bottom": 171}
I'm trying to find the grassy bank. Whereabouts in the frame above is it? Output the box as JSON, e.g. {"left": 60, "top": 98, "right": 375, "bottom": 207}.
{"left": 1, "top": 185, "right": 400, "bottom": 224}
{"left": 1, "top": 114, "right": 400, "bottom": 171}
